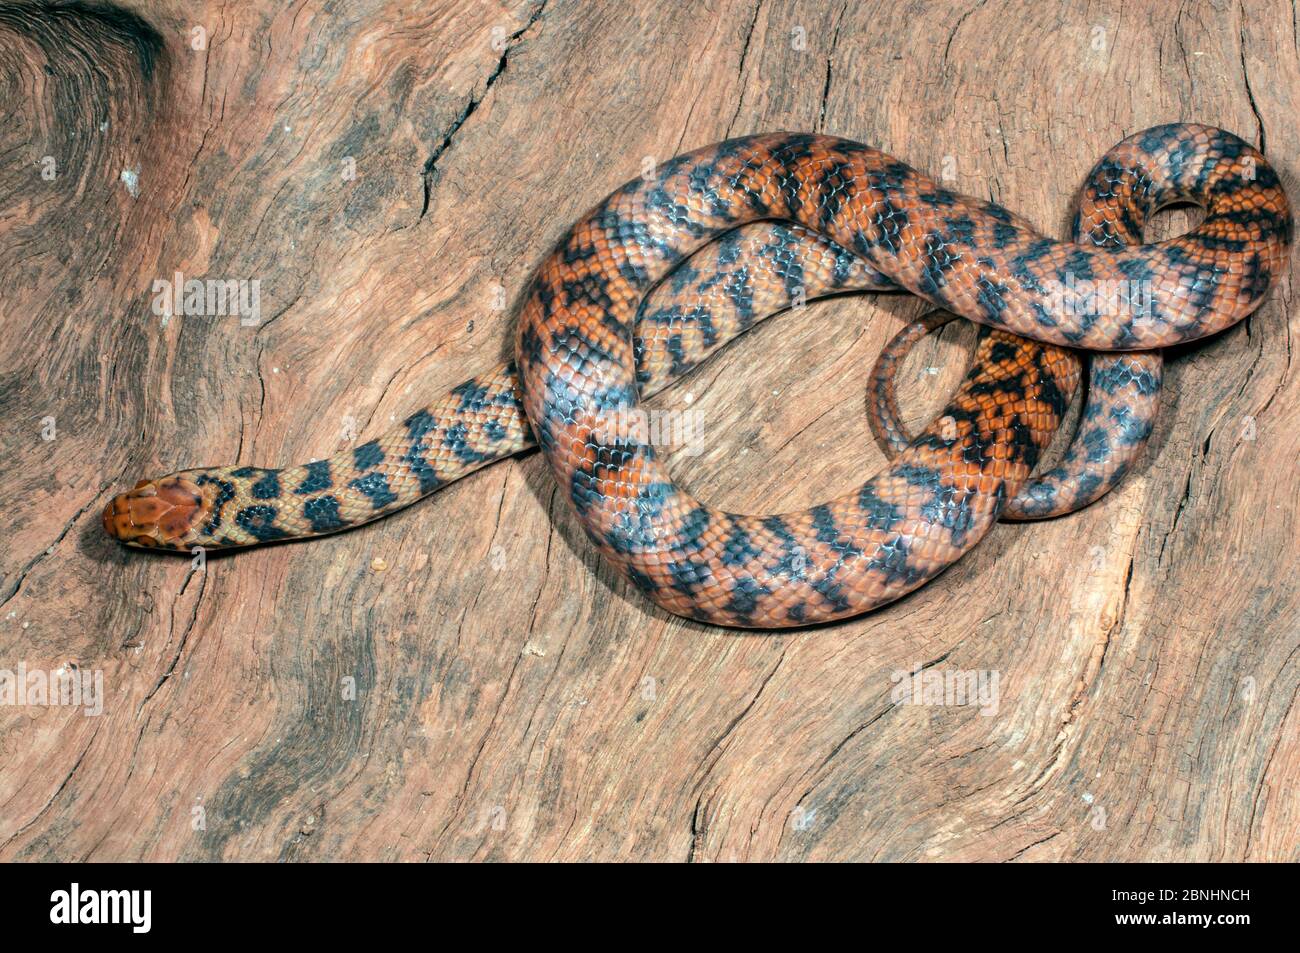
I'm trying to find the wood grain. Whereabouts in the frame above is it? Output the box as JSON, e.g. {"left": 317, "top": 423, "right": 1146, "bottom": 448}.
{"left": 0, "top": 0, "right": 1295, "bottom": 861}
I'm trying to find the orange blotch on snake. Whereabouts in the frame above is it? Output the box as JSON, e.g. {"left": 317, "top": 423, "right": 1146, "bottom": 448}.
{"left": 103, "top": 476, "right": 209, "bottom": 548}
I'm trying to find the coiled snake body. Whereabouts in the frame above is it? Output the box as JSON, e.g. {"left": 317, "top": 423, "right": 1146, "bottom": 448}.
{"left": 105, "top": 124, "right": 1291, "bottom": 628}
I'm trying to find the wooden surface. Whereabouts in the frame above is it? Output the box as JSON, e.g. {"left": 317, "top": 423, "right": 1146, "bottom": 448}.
{"left": 1, "top": 0, "right": 1296, "bottom": 862}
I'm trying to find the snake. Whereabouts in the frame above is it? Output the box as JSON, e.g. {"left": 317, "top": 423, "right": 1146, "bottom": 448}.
{"left": 104, "top": 124, "right": 1291, "bottom": 628}
{"left": 871, "top": 310, "right": 1162, "bottom": 519}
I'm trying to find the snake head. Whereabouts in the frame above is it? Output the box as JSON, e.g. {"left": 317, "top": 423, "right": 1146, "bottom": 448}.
{"left": 102, "top": 476, "right": 211, "bottom": 550}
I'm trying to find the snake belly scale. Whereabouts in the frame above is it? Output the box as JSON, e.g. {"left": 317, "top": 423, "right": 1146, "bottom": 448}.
{"left": 104, "top": 124, "right": 1291, "bottom": 629}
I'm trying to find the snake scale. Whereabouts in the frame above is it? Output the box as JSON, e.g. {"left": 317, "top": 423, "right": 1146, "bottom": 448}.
{"left": 869, "top": 123, "right": 1175, "bottom": 520}
{"left": 104, "top": 124, "right": 1291, "bottom": 628}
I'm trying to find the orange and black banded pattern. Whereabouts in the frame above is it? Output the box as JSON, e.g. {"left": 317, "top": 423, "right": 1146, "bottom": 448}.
{"left": 512, "top": 125, "right": 1288, "bottom": 626}
{"left": 106, "top": 124, "right": 1291, "bottom": 628}
{"left": 867, "top": 127, "right": 1207, "bottom": 520}
{"left": 871, "top": 310, "right": 1162, "bottom": 520}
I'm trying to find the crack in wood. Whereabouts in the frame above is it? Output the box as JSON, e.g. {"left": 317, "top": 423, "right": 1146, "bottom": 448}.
{"left": 1238, "top": 0, "right": 1266, "bottom": 152}
{"left": 724, "top": 0, "right": 764, "bottom": 137}
{"left": 418, "top": 0, "right": 549, "bottom": 219}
